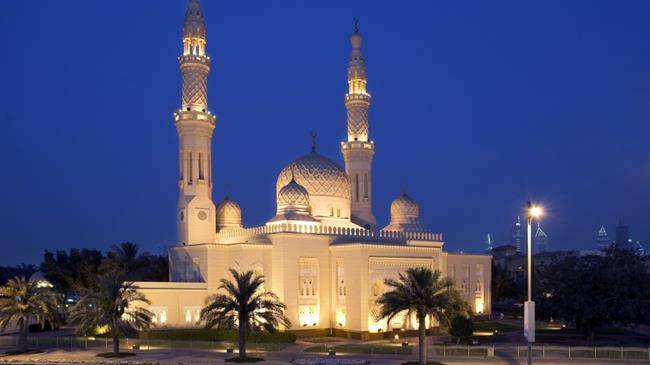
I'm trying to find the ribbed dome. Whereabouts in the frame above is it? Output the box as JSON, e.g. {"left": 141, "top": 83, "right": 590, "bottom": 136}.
{"left": 277, "top": 177, "right": 310, "bottom": 214}
{"left": 390, "top": 192, "right": 419, "bottom": 223}
{"left": 276, "top": 152, "right": 350, "bottom": 200}
{"left": 216, "top": 196, "right": 242, "bottom": 231}
{"left": 383, "top": 192, "right": 427, "bottom": 233}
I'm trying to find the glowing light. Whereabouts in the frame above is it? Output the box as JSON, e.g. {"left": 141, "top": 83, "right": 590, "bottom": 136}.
{"left": 298, "top": 305, "right": 319, "bottom": 327}
{"left": 528, "top": 205, "right": 544, "bottom": 219}
{"left": 335, "top": 308, "right": 346, "bottom": 327}
{"left": 475, "top": 299, "right": 484, "bottom": 314}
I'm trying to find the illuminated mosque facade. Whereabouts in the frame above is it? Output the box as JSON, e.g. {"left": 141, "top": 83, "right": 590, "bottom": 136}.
{"left": 135, "top": 0, "right": 491, "bottom": 338}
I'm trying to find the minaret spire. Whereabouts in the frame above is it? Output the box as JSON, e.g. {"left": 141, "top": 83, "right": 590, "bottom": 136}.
{"left": 174, "top": 0, "right": 217, "bottom": 245}
{"left": 341, "top": 19, "right": 376, "bottom": 229}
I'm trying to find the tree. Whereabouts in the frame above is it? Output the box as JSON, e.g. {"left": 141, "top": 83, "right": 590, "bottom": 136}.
{"left": 40, "top": 248, "right": 104, "bottom": 295}
{"left": 0, "top": 265, "right": 38, "bottom": 286}
{"left": 535, "top": 248, "right": 650, "bottom": 340}
{"left": 143, "top": 254, "right": 169, "bottom": 282}
{"left": 376, "top": 268, "right": 469, "bottom": 365}
{"left": 491, "top": 262, "right": 520, "bottom": 301}
{"left": 68, "top": 275, "right": 153, "bottom": 355}
{"left": 199, "top": 269, "right": 290, "bottom": 361}
{"left": 449, "top": 315, "right": 474, "bottom": 344}
{"left": 101, "top": 242, "right": 153, "bottom": 280}
{"left": 0, "top": 276, "right": 59, "bottom": 351}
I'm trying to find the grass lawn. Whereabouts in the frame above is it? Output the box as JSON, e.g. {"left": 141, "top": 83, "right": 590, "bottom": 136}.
{"left": 225, "top": 357, "right": 264, "bottom": 363}
{"left": 304, "top": 344, "right": 413, "bottom": 355}
{"left": 473, "top": 321, "right": 521, "bottom": 333}
{"left": 96, "top": 352, "right": 136, "bottom": 358}
{"left": 3, "top": 349, "right": 43, "bottom": 356}
{"left": 141, "top": 329, "right": 296, "bottom": 343}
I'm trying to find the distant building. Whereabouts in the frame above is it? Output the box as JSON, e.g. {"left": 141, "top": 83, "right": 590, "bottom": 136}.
{"left": 485, "top": 233, "right": 494, "bottom": 252}
{"left": 615, "top": 222, "right": 630, "bottom": 249}
{"left": 596, "top": 225, "right": 610, "bottom": 250}
{"left": 512, "top": 216, "right": 523, "bottom": 253}
{"left": 534, "top": 223, "right": 549, "bottom": 253}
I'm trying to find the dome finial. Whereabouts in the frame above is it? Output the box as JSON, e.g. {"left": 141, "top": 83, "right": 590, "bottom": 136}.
{"left": 310, "top": 131, "right": 317, "bottom": 152}
{"left": 353, "top": 17, "right": 360, "bottom": 34}
{"left": 224, "top": 182, "right": 232, "bottom": 198}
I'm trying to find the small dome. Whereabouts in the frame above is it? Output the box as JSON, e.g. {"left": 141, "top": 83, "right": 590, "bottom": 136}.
{"left": 276, "top": 152, "right": 350, "bottom": 200}
{"left": 390, "top": 192, "right": 419, "bottom": 223}
{"left": 216, "top": 196, "right": 242, "bottom": 231}
{"left": 383, "top": 192, "right": 427, "bottom": 233}
{"left": 277, "top": 177, "right": 310, "bottom": 214}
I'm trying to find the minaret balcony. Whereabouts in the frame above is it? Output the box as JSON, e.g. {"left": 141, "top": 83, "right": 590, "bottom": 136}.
{"left": 341, "top": 140, "right": 374, "bottom": 151}
{"left": 178, "top": 54, "right": 211, "bottom": 67}
{"left": 174, "top": 110, "right": 216, "bottom": 124}
{"left": 345, "top": 93, "right": 371, "bottom": 103}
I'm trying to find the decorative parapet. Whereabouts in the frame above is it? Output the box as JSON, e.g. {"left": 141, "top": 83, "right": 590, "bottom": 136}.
{"left": 215, "top": 223, "right": 443, "bottom": 245}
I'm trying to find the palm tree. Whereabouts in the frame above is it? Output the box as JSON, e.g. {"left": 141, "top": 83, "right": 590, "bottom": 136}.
{"left": 68, "top": 274, "right": 153, "bottom": 355}
{"left": 200, "top": 269, "right": 290, "bottom": 360}
{"left": 376, "top": 267, "right": 469, "bottom": 365}
{"left": 102, "top": 242, "right": 152, "bottom": 279}
{"left": 0, "top": 276, "right": 59, "bottom": 351}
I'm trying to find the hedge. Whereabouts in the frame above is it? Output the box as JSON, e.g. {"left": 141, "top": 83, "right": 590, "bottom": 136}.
{"left": 140, "top": 329, "right": 296, "bottom": 343}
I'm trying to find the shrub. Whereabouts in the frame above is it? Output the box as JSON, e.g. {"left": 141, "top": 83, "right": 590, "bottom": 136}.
{"left": 449, "top": 316, "right": 474, "bottom": 344}
{"left": 28, "top": 320, "right": 55, "bottom": 333}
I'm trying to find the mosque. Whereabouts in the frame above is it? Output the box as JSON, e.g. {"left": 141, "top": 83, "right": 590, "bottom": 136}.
{"left": 134, "top": 0, "right": 491, "bottom": 338}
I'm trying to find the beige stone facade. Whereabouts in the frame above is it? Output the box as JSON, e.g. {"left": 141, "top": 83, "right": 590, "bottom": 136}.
{"left": 134, "top": 0, "right": 491, "bottom": 337}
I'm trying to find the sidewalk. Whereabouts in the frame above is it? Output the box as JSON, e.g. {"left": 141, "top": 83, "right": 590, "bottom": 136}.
{"left": 1, "top": 347, "right": 650, "bottom": 365}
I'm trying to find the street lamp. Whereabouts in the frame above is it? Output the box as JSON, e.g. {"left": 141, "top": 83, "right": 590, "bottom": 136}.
{"left": 525, "top": 201, "right": 543, "bottom": 365}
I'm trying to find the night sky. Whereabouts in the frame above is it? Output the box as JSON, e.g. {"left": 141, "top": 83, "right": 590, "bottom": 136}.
{"left": 1, "top": 1, "right": 648, "bottom": 265}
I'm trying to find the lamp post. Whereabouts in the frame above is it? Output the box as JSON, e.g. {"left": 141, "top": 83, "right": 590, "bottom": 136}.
{"left": 525, "top": 201, "right": 543, "bottom": 365}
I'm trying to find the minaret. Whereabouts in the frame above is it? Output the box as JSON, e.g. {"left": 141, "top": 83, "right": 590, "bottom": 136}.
{"left": 341, "top": 20, "right": 376, "bottom": 229}
{"left": 174, "top": 0, "right": 216, "bottom": 245}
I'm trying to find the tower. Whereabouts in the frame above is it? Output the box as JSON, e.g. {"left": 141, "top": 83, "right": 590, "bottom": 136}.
{"left": 174, "top": 0, "right": 216, "bottom": 245}
{"left": 484, "top": 233, "right": 494, "bottom": 252}
{"left": 615, "top": 221, "right": 631, "bottom": 250}
{"left": 534, "top": 223, "right": 549, "bottom": 253}
{"left": 596, "top": 225, "right": 610, "bottom": 250}
{"left": 512, "top": 216, "right": 522, "bottom": 253}
{"left": 341, "top": 20, "right": 376, "bottom": 229}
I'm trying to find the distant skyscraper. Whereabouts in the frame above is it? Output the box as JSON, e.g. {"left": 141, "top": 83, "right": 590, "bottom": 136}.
{"left": 534, "top": 223, "right": 549, "bottom": 253}
{"left": 512, "top": 216, "right": 523, "bottom": 253}
{"left": 615, "top": 221, "right": 631, "bottom": 249}
{"left": 596, "top": 225, "right": 610, "bottom": 250}
{"left": 631, "top": 240, "right": 646, "bottom": 256}
{"left": 485, "top": 233, "right": 494, "bottom": 252}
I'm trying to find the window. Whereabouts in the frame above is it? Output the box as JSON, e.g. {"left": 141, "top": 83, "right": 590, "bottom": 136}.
{"left": 198, "top": 153, "right": 203, "bottom": 179}
{"left": 371, "top": 282, "right": 381, "bottom": 297}
{"left": 301, "top": 279, "right": 316, "bottom": 297}
{"left": 355, "top": 174, "right": 359, "bottom": 202}
{"left": 188, "top": 152, "right": 193, "bottom": 183}
{"left": 363, "top": 174, "right": 368, "bottom": 198}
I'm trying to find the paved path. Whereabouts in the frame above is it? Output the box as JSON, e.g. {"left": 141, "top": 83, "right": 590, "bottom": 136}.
{"left": 1, "top": 347, "right": 649, "bottom": 365}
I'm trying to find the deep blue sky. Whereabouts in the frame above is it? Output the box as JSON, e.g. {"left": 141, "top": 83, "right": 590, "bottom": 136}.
{"left": 1, "top": 1, "right": 648, "bottom": 265}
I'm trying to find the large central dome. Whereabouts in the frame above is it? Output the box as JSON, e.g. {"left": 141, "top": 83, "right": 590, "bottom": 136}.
{"left": 277, "top": 152, "right": 350, "bottom": 199}
{"left": 276, "top": 152, "right": 352, "bottom": 221}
